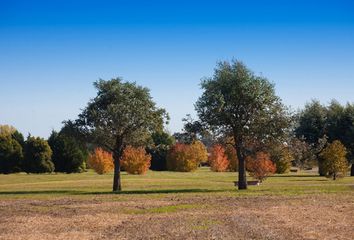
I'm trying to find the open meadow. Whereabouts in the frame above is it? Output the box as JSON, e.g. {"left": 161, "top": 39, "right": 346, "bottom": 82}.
{"left": 0, "top": 168, "right": 353, "bottom": 240}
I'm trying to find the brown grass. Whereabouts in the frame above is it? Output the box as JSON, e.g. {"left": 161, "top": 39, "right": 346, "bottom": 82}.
{"left": 0, "top": 193, "right": 353, "bottom": 240}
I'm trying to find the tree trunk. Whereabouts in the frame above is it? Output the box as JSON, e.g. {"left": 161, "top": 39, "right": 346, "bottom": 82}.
{"left": 333, "top": 173, "right": 336, "bottom": 181}
{"left": 235, "top": 141, "right": 247, "bottom": 190}
{"left": 112, "top": 138, "right": 124, "bottom": 192}
{"left": 318, "top": 159, "right": 326, "bottom": 176}
{"left": 112, "top": 153, "right": 122, "bottom": 191}
{"left": 351, "top": 164, "right": 354, "bottom": 176}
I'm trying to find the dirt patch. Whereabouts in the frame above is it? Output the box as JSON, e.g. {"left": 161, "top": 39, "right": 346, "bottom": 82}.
{"left": 0, "top": 194, "right": 353, "bottom": 240}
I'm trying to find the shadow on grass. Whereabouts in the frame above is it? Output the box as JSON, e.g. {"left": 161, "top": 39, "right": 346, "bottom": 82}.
{"left": 270, "top": 175, "right": 320, "bottom": 178}
{"left": 289, "top": 179, "right": 328, "bottom": 182}
{"left": 0, "top": 188, "right": 228, "bottom": 195}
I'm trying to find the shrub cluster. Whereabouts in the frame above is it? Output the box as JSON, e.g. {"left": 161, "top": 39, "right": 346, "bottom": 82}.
{"left": 208, "top": 144, "right": 229, "bottom": 172}
{"left": 88, "top": 148, "right": 114, "bottom": 174}
{"left": 319, "top": 140, "right": 348, "bottom": 180}
{"left": 121, "top": 146, "right": 151, "bottom": 174}
{"left": 208, "top": 144, "right": 238, "bottom": 172}
{"left": 246, "top": 152, "right": 276, "bottom": 182}
{"left": 167, "top": 141, "right": 208, "bottom": 172}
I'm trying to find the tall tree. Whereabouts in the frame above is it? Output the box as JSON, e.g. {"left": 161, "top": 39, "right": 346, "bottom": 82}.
{"left": 0, "top": 135, "right": 23, "bottom": 174}
{"left": 0, "top": 125, "right": 24, "bottom": 173}
{"left": 196, "top": 60, "right": 290, "bottom": 189}
{"left": 295, "top": 100, "right": 327, "bottom": 145}
{"left": 70, "top": 78, "right": 168, "bottom": 191}
{"left": 23, "top": 136, "right": 54, "bottom": 173}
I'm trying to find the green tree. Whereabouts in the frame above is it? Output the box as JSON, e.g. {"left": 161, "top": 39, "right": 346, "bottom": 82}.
{"left": 320, "top": 140, "right": 349, "bottom": 180}
{"left": 0, "top": 135, "right": 23, "bottom": 173}
{"left": 48, "top": 130, "right": 87, "bottom": 173}
{"left": 23, "top": 136, "right": 54, "bottom": 173}
{"left": 147, "top": 130, "right": 175, "bottom": 171}
{"left": 295, "top": 100, "right": 327, "bottom": 145}
{"left": 70, "top": 78, "right": 168, "bottom": 191}
{"left": 196, "top": 60, "right": 290, "bottom": 189}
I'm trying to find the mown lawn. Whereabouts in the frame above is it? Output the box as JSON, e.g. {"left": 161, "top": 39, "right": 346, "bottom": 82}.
{"left": 0, "top": 168, "right": 353, "bottom": 239}
{"left": 0, "top": 167, "right": 353, "bottom": 199}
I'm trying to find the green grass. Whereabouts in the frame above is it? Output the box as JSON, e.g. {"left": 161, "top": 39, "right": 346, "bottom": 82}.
{"left": 0, "top": 167, "right": 353, "bottom": 199}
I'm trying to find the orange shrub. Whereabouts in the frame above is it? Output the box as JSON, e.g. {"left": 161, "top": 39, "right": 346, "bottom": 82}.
{"left": 88, "top": 148, "right": 114, "bottom": 174}
{"left": 225, "top": 145, "right": 238, "bottom": 172}
{"left": 121, "top": 146, "right": 151, "bottom": 175}
{"left": 246, "top": 152, "right": 276, "bottom": 182}
{"left": 167, "top": 143, "right": 201, "bottom": 172}
{"left": 209, "top": 144, "right": 229, "bottom": 172}
{"left": 190, "top": 140, "right": 208, "bottom": 164}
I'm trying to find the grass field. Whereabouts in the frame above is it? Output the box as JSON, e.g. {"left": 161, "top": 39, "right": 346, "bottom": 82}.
{"left": 0, "top": 168, "right": 353, "bottom": 239}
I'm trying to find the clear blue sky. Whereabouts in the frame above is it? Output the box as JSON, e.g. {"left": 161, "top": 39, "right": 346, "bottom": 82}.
{"left": 1, "top": 0, "right": 354, "bottom": 138}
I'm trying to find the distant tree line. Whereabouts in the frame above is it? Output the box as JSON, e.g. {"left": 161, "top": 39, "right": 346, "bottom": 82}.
{"left": 0, "top": 124, "right": 87, "bottom": 174}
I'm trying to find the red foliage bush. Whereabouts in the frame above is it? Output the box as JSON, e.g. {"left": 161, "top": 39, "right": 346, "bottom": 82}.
{"left": 246, "top": 152, "right": 276, "bottom": 182}
{"left": 208, "top": 144, "right": 229, "bottom": 172}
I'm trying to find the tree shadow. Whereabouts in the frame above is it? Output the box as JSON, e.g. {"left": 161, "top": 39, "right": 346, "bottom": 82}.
{"left": 269, "top": 175, "right": 320, "bottom": 178}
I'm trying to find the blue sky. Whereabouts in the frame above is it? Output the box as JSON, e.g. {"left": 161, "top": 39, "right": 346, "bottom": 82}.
{"left": 1, "top": 0, "right": 354, "bottom": 138}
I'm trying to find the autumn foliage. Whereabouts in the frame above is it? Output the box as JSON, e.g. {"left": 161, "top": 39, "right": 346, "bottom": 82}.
{"left": 191, "top": 140, "right": 208, "bottom": 164}
{"left": 246, "top": 152, "right": 276, "bottom": 182}
{"left": 225, "top": 145, "right": 238, "bottom": 171}
{"left": 167, "top": 141, "right": 207, "bottom": 172}
{"left": 208, "top": 144, "right": 229, "bottom": 172}
{"left": 121, "top": 146, "right": 151, "bottom": 175}
{"left": 319, "top": 140, "right": 348, "bottom": 180}
{"left": 88, "top": 148, "right": 114, "bottom": 174}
